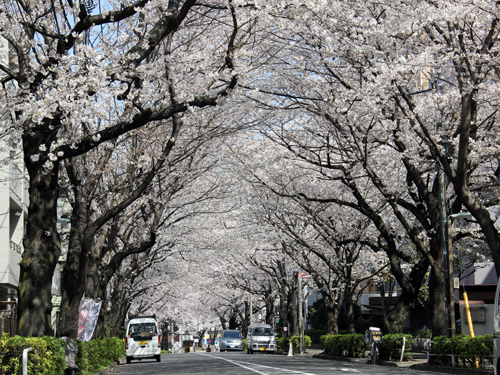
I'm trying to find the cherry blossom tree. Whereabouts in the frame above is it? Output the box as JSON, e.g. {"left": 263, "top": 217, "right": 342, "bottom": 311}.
{"left": 228, "top": 0, "right": 500, "bottom": 335}
{"left": 0, "top": 0, "right": 262, "bottom": 336}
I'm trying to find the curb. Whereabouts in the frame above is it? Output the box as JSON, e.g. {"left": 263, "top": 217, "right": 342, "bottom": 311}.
{"left": 93, "top": 357, "right": 126, "bottom": 375}
{"left": 312, "top": 353, "right": 493, "bottom": 374}
{"left": 410, "top": 363, "right": 493, "bottom": 375}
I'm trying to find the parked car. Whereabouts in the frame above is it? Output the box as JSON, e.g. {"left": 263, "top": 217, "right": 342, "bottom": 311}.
{"left": 125, "top": 316, "right": 161, "bottom": 364}
{"left": 220, "top": 329, "right": 243, "bottom": 351}
{"left": 246, "top": 324, "right": 276, "bottom": 354}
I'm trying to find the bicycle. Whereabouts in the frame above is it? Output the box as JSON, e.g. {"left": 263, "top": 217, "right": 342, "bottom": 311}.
{"left": 370, "top": 341, "right": 380, "bottom": 364}
{"left": 366, "top": 327, "right": 382, "bottom": 365}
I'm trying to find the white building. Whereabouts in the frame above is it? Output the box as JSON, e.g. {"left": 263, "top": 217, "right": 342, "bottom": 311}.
{"left": 0, "top": 35, "right": 28, "bottom": 336}
{"left": 0, "top": 148, "right": 28, "bottom": 335}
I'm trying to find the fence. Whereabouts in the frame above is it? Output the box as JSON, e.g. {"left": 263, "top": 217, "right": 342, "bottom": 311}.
{"left": 425, "top": 340, "right": 493, "bottom": 370}
{"left": 0, "top": 316, "right": 17, "bottom": 336}
{"left": 412, "top": 337, "right": 431, "bottom": 352}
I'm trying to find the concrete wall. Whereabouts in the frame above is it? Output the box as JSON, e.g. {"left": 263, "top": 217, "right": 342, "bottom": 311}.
{"left": 460, "top": 303, "right": 494, "bottom": 337}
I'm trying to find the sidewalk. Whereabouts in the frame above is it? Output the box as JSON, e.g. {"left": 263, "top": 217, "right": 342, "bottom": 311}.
{"left": 294, "top": 349, "right": 493, "bottom": 375}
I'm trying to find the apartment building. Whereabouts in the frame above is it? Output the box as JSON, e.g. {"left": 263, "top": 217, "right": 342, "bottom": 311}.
{"left": 0, "top": 34, "right": 28, "bottom": 335}
{"left": 0, "top": 148, "right": 28, "bottom": 336}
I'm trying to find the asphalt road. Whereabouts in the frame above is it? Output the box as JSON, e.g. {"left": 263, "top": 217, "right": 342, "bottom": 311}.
{"left": 111, "top": 351, "right": 449, "bottom": 375}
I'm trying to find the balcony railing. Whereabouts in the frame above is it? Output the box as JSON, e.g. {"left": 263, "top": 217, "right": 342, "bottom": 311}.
{"left": 10, "top": 241, "right": 22, "bottom": 254}
{"left": 9, "top": 162, "right": 28, "bottom": 206}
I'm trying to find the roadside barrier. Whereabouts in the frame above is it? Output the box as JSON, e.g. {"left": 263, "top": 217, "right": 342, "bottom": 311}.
{"left": 22, "top": 347, "right": 32, "bottom": 375}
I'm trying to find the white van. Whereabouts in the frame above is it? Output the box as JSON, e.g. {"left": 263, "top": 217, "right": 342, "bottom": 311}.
{"left": 246, "top": 323, "right": 276, "bottom": 354}
{"left": 125, "top": 316, "right": 161, "bottom": 364}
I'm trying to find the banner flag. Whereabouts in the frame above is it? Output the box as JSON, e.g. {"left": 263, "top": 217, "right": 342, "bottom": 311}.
{"left": 77, "top": 297, "right": 102, "bottom": 342}
{"left": 77, "top": 297, "right": 91, "bottom": 341}
{"left": 84, "top": 300, "right": 102, "bottom": 341}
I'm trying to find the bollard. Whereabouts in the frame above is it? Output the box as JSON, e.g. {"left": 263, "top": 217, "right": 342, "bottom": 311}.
{"left": 22, "top": 347, "right": 32, "bottom": 375}
{"left": 400, "top": 337, "right": 406, "bottom": 362}
{"left": 288, "top": 342, "right": 293, "bottom": 356}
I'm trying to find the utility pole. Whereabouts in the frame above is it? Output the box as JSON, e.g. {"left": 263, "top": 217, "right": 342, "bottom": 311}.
{"left": 171, "top": 321, "right": 174, "bottom": 352}
{"left": 297, "top": 272, "right": 304, "bottom": 354}
{"left": 439, "top": 108, "right": 455, "bottom": 338}
{"left": 249, "top": 292, "right": 253, "bottom": 326}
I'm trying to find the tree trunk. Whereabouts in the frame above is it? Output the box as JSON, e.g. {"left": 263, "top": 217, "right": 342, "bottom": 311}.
{"left": 324, "top": 291, "right": 343, "bottom": 335}
{"left": 289, "top": 287, "right": 298, "bottom": 336}
{"left": 429, "top": 255, "right": 447, "bottom": 337}
{"left": 57, "top": 235, "right": 94, "bottom": 338}
{"left": 385, "top": 287, "right": 421, "bottom": 334}
{"left": 265, "top": 296, "right": 274, "bottom": 325}
{"left": 345, "top": 298, "right": 356, "bottom": 334}
{"left": 219, "top": 316, "right": 227, "bottom": 330}
{"left": 99, "top": 281, "right": 130, "bottom": 338}
{"left": 279, "top": 288, "right": 288, "bottom": 338}
{"left": 242, "top": 301, "right": 249, "bottom": 337}
{"left": 57, "top": 172, "right": 89, "bottom": 338}
{"left": 18, "top": 147, "right": 61, "bottom": 337}
{"left": 443, "top": 94, "right": 500, "bottom": 276}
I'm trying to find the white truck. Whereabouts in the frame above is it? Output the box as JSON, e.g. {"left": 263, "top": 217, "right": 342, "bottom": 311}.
{"left": 246, "top": 323, "right": 277, "bottom": 354}
{"left": 125, "top": 315, "right": 161, "bottom": 364}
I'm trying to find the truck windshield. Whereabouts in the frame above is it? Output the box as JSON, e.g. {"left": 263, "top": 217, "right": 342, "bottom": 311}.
{"left": 253, "top": 327, "right": 273, "bottom": 336}
{"left": 129, "top": 323, "right": 157, "bottom": 339}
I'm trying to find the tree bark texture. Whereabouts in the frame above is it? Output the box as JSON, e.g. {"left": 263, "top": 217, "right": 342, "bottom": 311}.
{"left": 18, "top": 147, "right": 61, "bottom": 336}
{"left": 289, "top": 287, "right": 298, "bottom": 336}
{"left": 324, "top": 291, "right": 343, "bottom": 335}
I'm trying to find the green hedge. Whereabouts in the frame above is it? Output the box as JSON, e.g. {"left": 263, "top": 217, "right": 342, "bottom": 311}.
{"left": 379, "top": 334, "right": 414, "bottom": 361}
{"left": 320, "top": 333, "right": 414, "bottom": 360}
{"left": 0, "top": 334, "right": 66, "bottom": 375}
{"left": 0, "top": 334, "right": 125, "bottom": 375}
{"left": 320, "top": 334, "right": 365, "bottom": 357}
{"left": 431, "top": 334, "right": 493, "bottom": 368}
{"left": 277, "top": 336, "right": 311, "bottom": 352}
{"left": 304, "top": 330, "right": 327, "bottom": 344}
{"left": 76, "top": 337, "right": 125, "bottom": 375}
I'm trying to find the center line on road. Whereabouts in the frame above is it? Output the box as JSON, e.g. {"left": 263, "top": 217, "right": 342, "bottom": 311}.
{"left": 199, "top": 354, "right": 319, "bottom": 375}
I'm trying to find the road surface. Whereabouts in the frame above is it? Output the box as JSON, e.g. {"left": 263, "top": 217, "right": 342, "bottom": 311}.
{"left": 111, "top": 351, "right": 442, "bottom": 375}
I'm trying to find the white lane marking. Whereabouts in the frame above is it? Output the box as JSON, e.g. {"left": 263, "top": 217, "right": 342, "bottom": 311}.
{"left": 199, "top": 353, "right": 318, "bottom": 375}
{"left": 328, "top": 368, "right": 360, "bottom": 372}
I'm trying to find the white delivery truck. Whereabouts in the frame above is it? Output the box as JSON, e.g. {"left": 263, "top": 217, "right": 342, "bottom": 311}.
{"left": 246, "top": 323, "right": 276, "bottom": 354}
{"left": 125, "top": 315, "right": 161, "bottom": 364}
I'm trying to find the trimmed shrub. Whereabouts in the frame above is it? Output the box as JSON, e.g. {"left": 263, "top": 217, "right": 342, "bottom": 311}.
{"left": 0, "top": 334, "right": 124, "bottom": 375}
{"left": 289, "top": 335, "right": 312, "bottom": 351}
{"left": 430, "top": 334, "right": 493, "bottom": 368}
{"left": 277, "top": 336, "right": 311, "bottom": 352}
{"left": 0, "top": 334, "right": 66, "bottom": 375}
{"left": 413, "top": 328, "right": 432, "bottom": 339}
{"left": 379, "top": 334, "right": 414, "bottom": 361}
{"left": 277, "top": 337, "right": 289, "bottom": 351}
{"left": 75, "top": 337, "right": 125, "bottom": 375}
{"left": 304, "top": 330, "right": 327, "bottom": 344}
{"left": 320, "top": 334, "right": 365, "bottom": 357}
